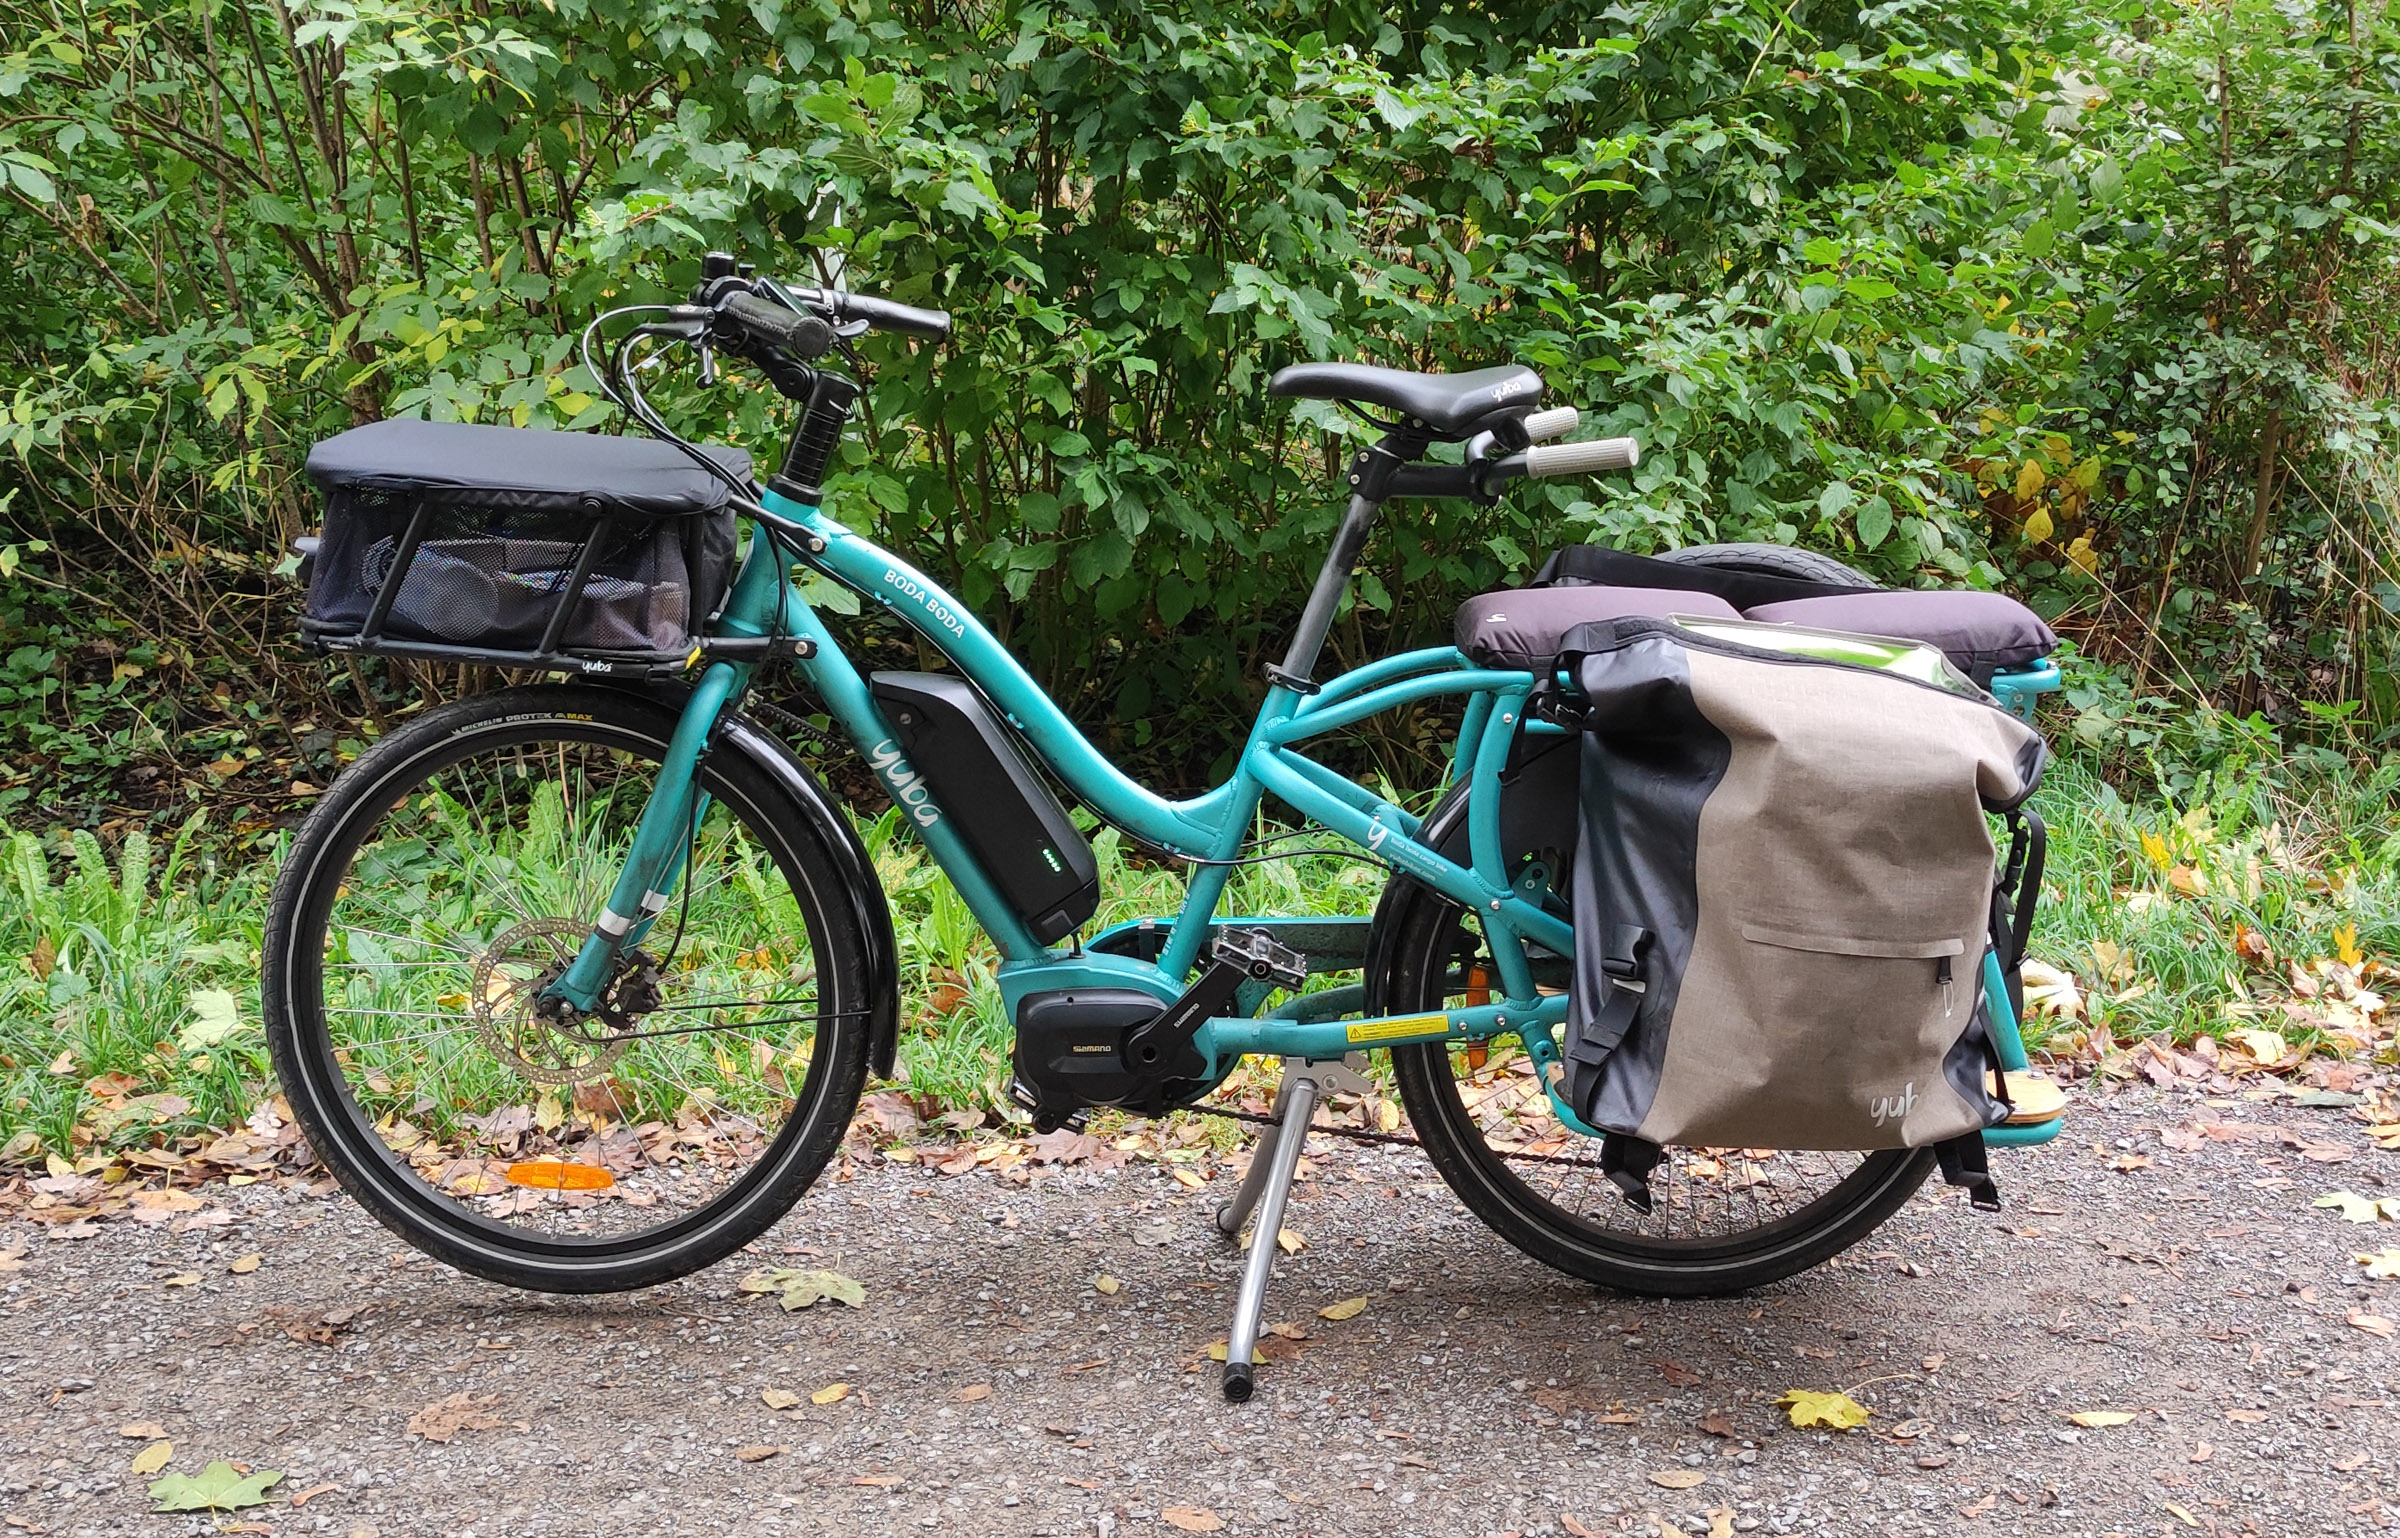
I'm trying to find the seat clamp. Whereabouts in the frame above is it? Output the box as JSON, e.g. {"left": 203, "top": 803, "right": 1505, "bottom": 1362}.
{"left": 1262, "top": 663, "right": 1321, "bottom": 696}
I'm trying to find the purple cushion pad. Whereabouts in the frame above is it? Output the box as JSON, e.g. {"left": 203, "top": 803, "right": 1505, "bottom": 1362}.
{"left": 1457, "top": 585, "right": 1741, "bottom": 671}
{"left": 1740, "top": 590, "right": 2056, "bottom": 685}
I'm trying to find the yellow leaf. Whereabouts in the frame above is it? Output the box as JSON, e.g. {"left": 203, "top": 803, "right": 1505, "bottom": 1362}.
{"left": 2066, "top": 1410, "right": 2137, "bottom": 1427}
{"left": 810, "top": 1382, "right": 850, "bottom": 1406}
{"left": 2227, "top": 1028, "right": 2287, "bottom": 1065}
{"left": 1205, "top": 1340, "right": 1229, "bottom": 1362}
{"left": 129, "top": 1441, "right": 173, "bottom": 1476}
{"left": 1778, "top": 1389, "right": 1870, "bottom": 1429}
{"left": 2137, "top": 830, "right": 2173, "bottom": 871}
{"left": 163, "top": 1272, "right": 201, "bottom": 1288}
{"left": 228, "top": 1253, "right": 261, "bottom": 1275}
{"left": 2166, "top": 1503, "right": 2200, "bottom": 1527}
{"left": 2021, "top": 504, "right": 2054, "bottom": 544}
{"left": 2335, "top": 923, "right": 2364, "bottom": 968}
{"left": 1317, "top": 1296, "right": 1369, "bottom": 1321}
{"left": 1275, "top": 1227, "right": 1304, "bottom": 1254}
{"left": 1093, "top": 1274, "right": 1120, "bottom": 1296}
{"left": 1650, "top": 1468, "right": 1707, "bottom": 1489}
{"left": 2352, "top": 1249, "right": 2400, "bottom": 1279}
{"left": 760, "top": 1388, "right": 800, "bottom": 1410}
{"left": 2166, "top": 864, "right": 2203, "bottom": 896}
{"left": 2016, "top": 459, "right": 2048, "bottom": 502}
{"left": 2063, "top": 535, "right": 2099, "bottom": 575}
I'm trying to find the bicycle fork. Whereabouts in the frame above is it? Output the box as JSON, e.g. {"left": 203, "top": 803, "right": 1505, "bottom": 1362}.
{"left": 545, "top": 661, "right": 743, "bottom": 1010}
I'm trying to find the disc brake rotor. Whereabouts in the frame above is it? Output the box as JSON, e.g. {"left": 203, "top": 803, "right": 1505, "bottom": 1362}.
{"left": 470, "top": 917, "right": 641, "bottom": 1086}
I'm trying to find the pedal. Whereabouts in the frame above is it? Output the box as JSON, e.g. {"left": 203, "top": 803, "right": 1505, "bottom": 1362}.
{"left": 1212, "top": 928, "right": 1307, "bottom": 990}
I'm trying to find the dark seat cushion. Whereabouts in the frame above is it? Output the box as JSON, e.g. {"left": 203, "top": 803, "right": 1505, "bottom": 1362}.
{"left": 1269, "top": 362, "right": 1542, "bottom": 436}
{"left": 1741, "top": 591, "right": 2056, "bottom": 685}
{"left": 1457, "top": 585, "right": 1741, "bottom": 670}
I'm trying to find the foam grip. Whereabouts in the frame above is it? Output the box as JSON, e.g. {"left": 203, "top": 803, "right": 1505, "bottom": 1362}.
{"left": 1525, "top": 436, "right": 1641, "bottom": 476}
{"left": 1522, "top": 406, "right": 1582, "bottom": 444}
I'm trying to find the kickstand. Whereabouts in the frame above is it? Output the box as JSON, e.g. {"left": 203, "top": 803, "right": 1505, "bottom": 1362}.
{"left": 1219, "top": 1070, "right": 1316, "bottom": 1403}
{"left": 1213, "top": 1055, "right": 1369, "bottom": 1403}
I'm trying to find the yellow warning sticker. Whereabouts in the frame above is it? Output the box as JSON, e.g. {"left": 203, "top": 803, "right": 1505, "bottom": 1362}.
{"left": 1345, "top": 1013, "right": 1450, "bottom": 1045}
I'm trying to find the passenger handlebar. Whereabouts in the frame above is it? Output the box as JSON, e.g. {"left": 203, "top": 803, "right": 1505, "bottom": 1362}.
{"left": 1524, "top": 436, "right": 1641, "bottom": 477}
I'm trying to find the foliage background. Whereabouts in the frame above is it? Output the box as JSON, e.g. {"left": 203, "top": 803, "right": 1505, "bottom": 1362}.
{"left": 2, "top": 0, "right": 2399, "bottom": 817}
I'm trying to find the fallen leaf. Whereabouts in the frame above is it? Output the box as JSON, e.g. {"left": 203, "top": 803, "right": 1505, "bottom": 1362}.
{"left": 738, "top": 1266, "right": 866, "bottom": 1311}
{"left": 853, "top": 1474, "right": 900, "bottom": 1487}
{"left": 119, "top": 1421, "right": 167, "bottom": 1439}
{"left": 1704, "top": 1509, "right": 1736, "bottom": 1538}
{"left": 957, "top": 1384, "right": 992, "bottom": 1402}
{"left": 734, "top": 1445, "right": 785, "bottom": 1463}
{"left": 148, "top": 1461, "right": 282, "bottom": 1512}
{"left": 1162, "top": 1508, "right": 1225, "bottom": 1533}
{"left": 1317, "top": 1296, "right": 1369, "bottom": 1321}
{"left": 1562, "top": 1516, "right": 1603, "bottom": 1538}
{"left": 2347, "top": 1309, "right": 2396, "bottom": 1339}
{"left": 2355, "top": 1249, "right": 2400, "bottom": 1279}
{"left": 2108, "top": 1153, "right": 2151, "bottom": 1173}
{"left": 286, "top": 1481, "right": 339, "bottom": 1506}
{"left": 1778, "top": 1389, "right": 1870, "bottom": 1430}
{"left": 760, "top": 1388, "right": 801, "bottom": 1410}
{"left": 2166, "top": 1502, "right": 2200, "bottom": 1527}
{"left": 0, "top": 1237, "right": 26, "bottom": 1273}
{"left": 2336, "top": 922, "right": 2364, "bottom": 968}
{"left": 1093, "top": 1274, "right": 1120, "bottom": 1296}
{"left": 129, "top": 1441, "right": 173, "bottom": 1476}
{"left": 2066, "top": 1410, "right": 2136, "bottom": 1427}
{"left": 2189, "top": 1441, "right": 2213, "bottom": 1462}
{"left": 2315, "top": 1190, "right": 2400, "bottom": 1223}
{"left": 228, "top": 1253, "right": 261, "bottom": 1275}
{"left": 1650, "top": 1469, "right": 1706, "bottom": 1489}
{"left": 1651, "top": 1358, "right": 1702, "bottom": 1388}
{"left": 1275, "top": 1227, "right": 1304, "bottom": 1254}
{"left": 1697, "top": 1411, "right": 1737, "bottom": 1438}
{"left": 406, "top": 1392, "right": 505, "bottom": 1443}
{"left": 2225, "top": 1408, "right": 2269, "bottom": 1423}
{"left": 810, "top": 1382, "right": 850, "bottom": 1406}
{"left": 162, "top": 1272, "right": 201, "bottom": 1288}
{"left": 1921, "top": 1352, "right": 1947, "bottom": 1373}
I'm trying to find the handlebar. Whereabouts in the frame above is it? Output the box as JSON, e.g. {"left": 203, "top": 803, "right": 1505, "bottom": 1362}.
{"left": 718, "top": 292, "right": 837, "bottom": 358}
{"left": 813, "top": 289, "right": 951, "bottom": 341}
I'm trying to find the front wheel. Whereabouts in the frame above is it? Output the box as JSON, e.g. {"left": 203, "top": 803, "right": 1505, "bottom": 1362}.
{"left": 1376, "top": 893, "right": 1934, "bottom": 1297}
{"left": 263, "top": 684, "right": 876, "bottom": 1293}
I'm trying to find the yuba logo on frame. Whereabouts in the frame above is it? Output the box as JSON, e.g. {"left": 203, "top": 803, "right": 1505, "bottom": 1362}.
{"left": 868, "top": 739, "right": 940, "bottom": 827}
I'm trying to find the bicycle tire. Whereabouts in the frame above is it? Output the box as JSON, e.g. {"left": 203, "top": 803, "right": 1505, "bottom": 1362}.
{"left": 1371, "top": 789, "right": 1935, "bottom": 1297}
{"left": 1654, "top": 541, "right": 1882, "bottom": 589}
{"left": 263, "top": 684, "right": 876, "bottom": 1293}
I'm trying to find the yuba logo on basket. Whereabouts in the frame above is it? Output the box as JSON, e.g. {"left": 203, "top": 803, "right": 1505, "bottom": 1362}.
{"left": 1868, "top": 1081, "right": 1919, "bottom": 1128}
{"left": 868, "top": 739, "right": 940, "bottom": 828}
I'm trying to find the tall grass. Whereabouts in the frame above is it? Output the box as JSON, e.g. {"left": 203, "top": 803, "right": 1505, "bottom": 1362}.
{"left": 4, "top": 746, "right": 2394, "bottom": 1162}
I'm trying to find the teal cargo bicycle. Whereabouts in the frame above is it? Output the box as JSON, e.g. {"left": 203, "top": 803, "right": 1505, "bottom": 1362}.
{"left": 263, "top": 253, "right": 2065, "bottom": 1399}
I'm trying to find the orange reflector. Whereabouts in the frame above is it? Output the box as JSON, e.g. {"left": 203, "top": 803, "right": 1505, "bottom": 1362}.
{"left": 504, "top": 1161, "right": 615, "bottom": 1191}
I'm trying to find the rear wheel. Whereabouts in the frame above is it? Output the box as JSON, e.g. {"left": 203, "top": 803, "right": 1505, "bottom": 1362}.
{"left": 1654, "top": 541, "right": 1880, "bottom": 589}
{"left": 1374, "top": 823, "right": 1933, "bottom": 1297}
{"left": 263, "top": 685, "right": 875, "bottom": 1293}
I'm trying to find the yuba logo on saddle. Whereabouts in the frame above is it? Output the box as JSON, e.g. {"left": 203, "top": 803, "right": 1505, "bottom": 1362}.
{"left": 868, "top": 738, "right": 941, "bottom": 828}
{"left": 1869, "top": 1081, "right": 1919, "bottom": 1128}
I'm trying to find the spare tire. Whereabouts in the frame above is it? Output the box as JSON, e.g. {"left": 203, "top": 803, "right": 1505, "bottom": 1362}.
{"left": 1654, "top": 541, "right": 1880, "bottom": 590}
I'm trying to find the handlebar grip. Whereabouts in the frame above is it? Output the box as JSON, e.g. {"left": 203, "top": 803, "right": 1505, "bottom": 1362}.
{"left": 829, "top": 292, "right": 952, "bottom": 341}
{"left": 1524, "top": 436, "right": 1641, "bottom": 477}
{"left": 719, "top": 292, "right": 835, "bottom": 358}
{"left": 1522, "top": 406, "right": 1581, "bottom": 445}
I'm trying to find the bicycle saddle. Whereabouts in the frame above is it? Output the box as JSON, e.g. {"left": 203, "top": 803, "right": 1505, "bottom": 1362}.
{"left": 1268, "top": 362, "right": 1543, "bottom": 437}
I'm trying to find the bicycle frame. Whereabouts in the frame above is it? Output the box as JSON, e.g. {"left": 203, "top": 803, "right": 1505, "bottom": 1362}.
{"left": 549, "top": 481, "right": 2059, "bottom": 1143}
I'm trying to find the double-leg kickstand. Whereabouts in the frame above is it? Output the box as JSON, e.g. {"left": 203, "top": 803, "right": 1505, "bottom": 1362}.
{"left": 1211, "top": 1056, "right": 1367, "bottom": 1403}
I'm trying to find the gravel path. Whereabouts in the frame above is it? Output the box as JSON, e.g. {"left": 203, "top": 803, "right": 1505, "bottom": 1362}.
{"left": 1, "top": 1081, "right": 2394, "bottom": 1538}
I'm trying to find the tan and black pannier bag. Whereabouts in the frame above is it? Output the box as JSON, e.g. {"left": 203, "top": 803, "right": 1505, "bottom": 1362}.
{"left": 1553, "top": 614, "right": 2048, "bottom": 1210}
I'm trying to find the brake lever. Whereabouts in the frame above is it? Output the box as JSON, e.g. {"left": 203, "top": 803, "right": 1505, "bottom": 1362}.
{"left": 696, "top": 340, "right": 718, "bottom": 388}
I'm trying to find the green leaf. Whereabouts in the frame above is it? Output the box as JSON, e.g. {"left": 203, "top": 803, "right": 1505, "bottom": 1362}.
{"left": 2089, "top": 157, "right": 2124, "bottom": 204}
{"left": 1854, "top": 494, "right": 1894, "bottom": 550}
{"left": 2022, "top": 219, "right": 2054, "bottom": 261}
{"left": 1801, "top": 236, "right": 1842, "bottom": 267}
{"left": 1818, "top": 482, "right": 1859, "bottom": 519}
{"left": 179, "top": 987, "right": 242, "bottom": 1050}
{"left": 149, "top": 1462, "right": 283, "bottom": 1512}
{"left": 6, "top": 159, "right": 55, "bottom": 202}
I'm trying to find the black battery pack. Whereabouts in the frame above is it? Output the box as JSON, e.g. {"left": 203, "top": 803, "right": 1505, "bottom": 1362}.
{"left": 868, "top": 671, "right": 1100, "bottom": 945}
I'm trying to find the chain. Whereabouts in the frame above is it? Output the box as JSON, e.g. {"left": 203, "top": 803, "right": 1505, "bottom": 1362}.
{"left": 1188, "top": 1098, "right": 1611, "bottom": 1169}
{"left": 751, "top": 693, "right": 852, "bottom": 757}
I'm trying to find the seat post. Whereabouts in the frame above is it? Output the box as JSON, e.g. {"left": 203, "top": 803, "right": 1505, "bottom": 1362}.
{"left": 1270, "top": 431, "right": 1421, "bottom": 691}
